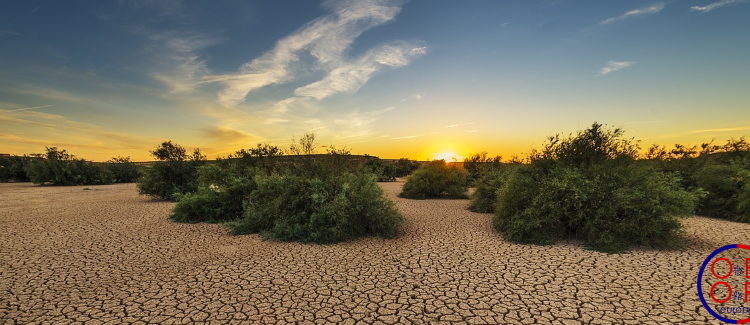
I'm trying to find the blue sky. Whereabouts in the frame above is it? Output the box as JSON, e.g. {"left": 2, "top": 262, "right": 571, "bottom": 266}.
{"left": 1, "top": 0, "right": 749, "bottom": 160}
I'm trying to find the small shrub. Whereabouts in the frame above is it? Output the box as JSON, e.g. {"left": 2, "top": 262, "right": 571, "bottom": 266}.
{"left": 227, "top": 172, "right": 403, "bottom": 243}
{"left": 137, "top": 141, "right": 204, "bottom": 200}
{"left": 399, "top": 160, "right": 468, "bottom": 199}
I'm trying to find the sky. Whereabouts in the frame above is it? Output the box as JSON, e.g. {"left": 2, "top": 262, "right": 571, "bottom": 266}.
{"left": 1, "top": 0, "right": 749, "bottom": 161}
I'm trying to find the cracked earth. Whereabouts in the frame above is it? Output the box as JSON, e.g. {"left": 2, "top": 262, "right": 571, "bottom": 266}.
{"left": 1, "top": 181, "right": 746, "bottom": 324}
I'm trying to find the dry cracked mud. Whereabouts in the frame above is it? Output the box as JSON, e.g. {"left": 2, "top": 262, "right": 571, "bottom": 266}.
{"left": 1, "top": 181, "right": 746, "bottom": 324}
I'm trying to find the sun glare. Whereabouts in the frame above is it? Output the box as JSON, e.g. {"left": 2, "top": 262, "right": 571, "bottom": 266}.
{"left": 432, "top": 150, "right": 463, "bottom": 162}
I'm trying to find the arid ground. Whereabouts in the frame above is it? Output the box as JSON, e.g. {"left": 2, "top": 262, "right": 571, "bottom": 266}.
{"left": 0, "top": 182, "right": 744, "bottom": 324}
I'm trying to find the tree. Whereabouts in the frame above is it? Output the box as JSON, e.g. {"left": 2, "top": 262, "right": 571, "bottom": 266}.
{"left": 151, "top": 141, "right": 188, "bottom": 161}
{"left": 289, "top": 132, "right": 317, "bottom": 155}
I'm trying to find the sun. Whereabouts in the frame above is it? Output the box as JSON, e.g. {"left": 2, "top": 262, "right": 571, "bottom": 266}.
{"left": 432, "top": 150, "right": 464, "bottom": 162}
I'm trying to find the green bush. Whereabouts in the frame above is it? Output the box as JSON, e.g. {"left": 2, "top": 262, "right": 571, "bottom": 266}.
{"left": 170, "top": 165, "right": 257, "bottom": 223}
{"left": 469, "top": 165, "right": 513, "bottom": 213}
{"left": 694, "top": 163, "right": 749, "bottom": 221}
{"left": 494, "top": 165, "right": 574, "bottom": 245}
{"left": 137, "top": 161, "right": 200, "bottom": 200}
{"left": 105, "top": 156, "right": 141, "bottom": 183}
{"left": 137, "top": 141, "right": 204, "bottom": 200}
{"left": 464, "top": 152, "right": 502, "bottom": 184}
{"left": 494, "top": 163, "right": 697, "bottom": 253}
{"left": 392, "top": 158, "right": 420, "bottom": 177}
{"left": 363, "top": 158, "right": 404, "bottom": 182}
{"left": 399, "top": 160, "right": 468, "bottom": 199}
{"left": 578, "top": 164, "right": 697, "bottom": 252}
{"left": 642, "top": 138, "right": 750, "bottom": 222}
{"left": 737, "top": 184, "right": 750, "bottom": 222}
{"left": 0, "top": 155, "right": 33, "bottom": 182}
{"left": 227, "top": 172, "right": 403, "bottom": 243}
{"left": 491, "top": 123, "right": 699, "bottom": 253}
{"left": 25, "top": 147, "right": 113, "bottom": 185}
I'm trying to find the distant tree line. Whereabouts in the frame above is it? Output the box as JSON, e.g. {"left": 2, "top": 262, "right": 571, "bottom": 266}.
{"left": 0, "top": 147, "right": 141, "bottom": 185}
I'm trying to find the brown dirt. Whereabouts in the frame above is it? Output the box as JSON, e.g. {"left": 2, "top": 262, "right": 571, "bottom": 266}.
{"left": 0, "top": 181, "right": 744, "bottom": 324}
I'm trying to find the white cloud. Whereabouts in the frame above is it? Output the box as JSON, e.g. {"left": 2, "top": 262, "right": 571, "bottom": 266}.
{"left": 207, "top": 0, "right": 422, "bottom": 107}
{"left": 691, "top": 0, "right": 746, "bottom": 12}
{"left": 1, "top": 104, "right": 54, "bottom": 112}
{"left": 599, "top": 61, "right": 637, "bottom": 75}
{"left": 294, "top": 43, "right": 426, "bottom": 100}
{"left": 148, "top": 32, "right": 219, "bottom": 94}
{"left": 600, "top": 3, "right": 666, "bottom": 24}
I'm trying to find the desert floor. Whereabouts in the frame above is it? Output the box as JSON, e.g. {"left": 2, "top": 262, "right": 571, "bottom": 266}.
{"left": 0, "top": 181, "right": 744, "bottom": 324}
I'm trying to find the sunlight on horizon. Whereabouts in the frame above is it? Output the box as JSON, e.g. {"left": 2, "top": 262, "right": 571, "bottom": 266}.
{"left": 432, "top": 150, "right": 464, "bottom": 162}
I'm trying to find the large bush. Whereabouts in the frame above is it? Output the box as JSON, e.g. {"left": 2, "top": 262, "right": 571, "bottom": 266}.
{"left": 492, "top": 123, "right": 699, "bottom": 252}
{"left": 25, "top": 147, "right": 113, "bottom": 185}
{"left": 643, "top": 138, "right": 750, "bottom": 222}
{"left": 170, "top": 164, "right": 257, "bottom": 223}
{"left": 137, "top": 141, "right": 204, "bottom": 200}
{"left": 494, "top": 163, "right": 697, "bottom": 252}
{"left": 694, "top": 163, "right": 749, "bottom": 221}
{"left": 469, "top": 165, "right": 514, "bottom": 213}
{"left": 227, "top": 172, "right": 403, "bottom": 243}
{"left": 399, "top": 160, "right": 468, "bottom": 199}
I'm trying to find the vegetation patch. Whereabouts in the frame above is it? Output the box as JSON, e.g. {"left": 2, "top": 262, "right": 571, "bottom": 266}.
{"left": 25, "top": 147, "right": 114, "bottom": 185}
{"left": 228, "top": 171, "right": 403, "bottom": 243}
{"left": 643, "top": 138, "right": 750, "bottom": 222}
{"left": 469, "top": 165, "right": 515, "bottom": 213}
{"left": 137, "top": 141, "right": 205, "bottom": 200}
{"left": 491, "top": 123, "right": 700, "bottom": 253}
{"left": 399, "top": 160, "right": 469, "bottom": 199}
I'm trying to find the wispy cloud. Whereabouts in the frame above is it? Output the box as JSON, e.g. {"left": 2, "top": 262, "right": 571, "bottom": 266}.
{"left": 689, "top": 125, "right": 750, "bottom": 133}
{"left": 202, "top": 125, "right": 255, "bottom": 142}
{"left": 0, "top": 109, "right": 155, "bottom": 151}
{"left": 207, "top": 0, "right": 423, "bottom": 107}
{"left": 599, "top": 60, "right": 637, "bottom": 75}
{"left": 8, "top": 86, "right": 100, "bottom": 105}
{"left": 1, "top": 104, "right": 54, "bottom": 112}
{"left": 147, "top": 32, "right": 220, "bottom": 94}
{"left": 391, "top": 135, "right": 419, "bottom": 140}
{"left": 294, "top": 42, "right": 426, "bottom": 100}
{"left": 445, "top": 122, "right": 473, "bottom": 128}
{"left": 600, "top": 3, "right": 666, "bottom": 24}
{"left": 691, "top": 0, "right": 746, "bottom": 12}
{"left": 329, "top": 106, "right": 397, "bottom": 140}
